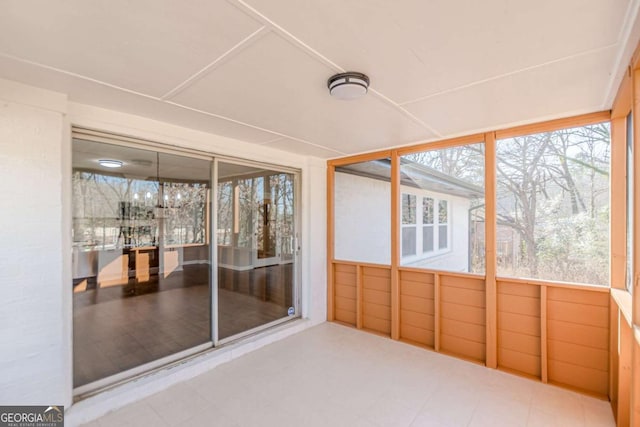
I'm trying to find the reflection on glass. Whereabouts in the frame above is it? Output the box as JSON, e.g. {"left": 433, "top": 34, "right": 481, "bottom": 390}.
{"left": 402, "top": 194, "right": 416, "bottom": 224}
{"left": 72, "top": 139, "right": 211, "bottom": 388}
{"left": 400, "top": 144, "right": 485, "bottom": 273}
{"left": 334, "top": 159, "right": 392, "bottom": 265}
{"left": 217, "top": 163, "right": 296, "bottom": 340}
{"left": 496, "top": 123, "right": 610, "bottom": 285}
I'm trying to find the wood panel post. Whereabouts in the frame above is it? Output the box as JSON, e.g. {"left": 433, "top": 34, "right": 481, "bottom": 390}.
{"left": 620, "top": 317, "right": 632, "bottom": 426}
{"left": 632, "top": 66, "right": 640, "bottom": 427}
{"left": 356, "top": 265, "right": 363, "bottom": 329}
{"left": 391, "top": 151, "right": 401, "bottom": 340}
{"left": 611, "top": 62, "right": 633, "bottom": 424}
{"left": 633, "top": 69, "right": 640, "bottom": 323}
{"left": 541, "top": 285, "right": 548, "bottom": 383}
{"left": 434, "top": 272, "right": 441, "bottom": 352}
{"left": 327, "top": 164, "right": 335, "bottom": 321}
{"left": 611, "top": 115, "right": 628, "bottom": 290}
{"left": 485, "top": 132, "right": 498, "bottom": 369}
{"left": 633, "top": 338, "right": 640, "bottom": 423}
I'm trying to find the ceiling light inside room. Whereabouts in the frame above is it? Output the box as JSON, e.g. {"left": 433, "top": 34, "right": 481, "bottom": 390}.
{"left": 327, "top": 72, "right": 370, "bottom": 100}
{"left": 98, "top": 159, "right": 123, "bottom": 168}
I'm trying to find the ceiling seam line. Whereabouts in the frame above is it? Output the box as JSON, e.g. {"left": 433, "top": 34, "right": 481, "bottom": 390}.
{"left": 368, "top": 89, "right": 443, "bottom": 138}
{"left": 229, "top": 0, "right": 344, "bottom": 72}
{"left": 0, "top": 52, "right": 344, "bottom": 154}
{"left": 0, "top": 52, "right": 162, "bottom": 102}
{"left": 164, "top": 100, "right": 345, "bottom": 154}
{"left": 258, "top": 137, "right": 286, "bottom": 145}
{"left": 230, "top": 0, "right": 443, "bottom": 138}
{"left": 398, "top": 42, "right": 619, "bottom": 106}
{"left": 160, "top": 25, "right": 270, "bottom": 101}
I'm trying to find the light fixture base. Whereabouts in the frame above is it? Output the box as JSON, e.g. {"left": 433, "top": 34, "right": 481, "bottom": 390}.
{"left": 327, "top": 72, "right": 370, "bottom": 100}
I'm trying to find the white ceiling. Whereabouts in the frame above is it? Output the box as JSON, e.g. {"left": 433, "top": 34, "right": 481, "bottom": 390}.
{"left": 1, "top": 0, "right": 639, "bottom": 158}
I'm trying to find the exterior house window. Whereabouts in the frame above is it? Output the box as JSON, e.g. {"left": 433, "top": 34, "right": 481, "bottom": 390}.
{"left": 438, "top": 200, "right": 449, "bottom": 250}
{"left": 402, "top": 192, "right": 450, "bottom": 260}
{"left": 402, "top": 194, "right": 417, "bottom": 257}
{"left": 400, "top": 144, "right": 485, "bottom": 274}
{"left": 422, "top": 197, "right": 434, "bottom": 252}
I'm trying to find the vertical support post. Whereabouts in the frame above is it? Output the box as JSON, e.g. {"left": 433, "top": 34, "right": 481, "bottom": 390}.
{"left": 611, "top": 116, "right": 628, "bottom": 289}
{"left": 609, "top": 297, "right": 619, "bottom": 413}
{"left": 632, "top": 66, "right": 640, "bottom": 426}
{"left": 434, "top": 272, "right": 441, "bottom": 352}
{"left": 541, "top": 285, "right": 548, "bottom": 383}
{"left": 485, "top": 132, "right": 498, "bottom": 369}
{"left": 621, "top": 317, "right": 633, "bottom": 426}
{"left": 633, "top": 335, "right": 640, "bottom": 423}
{"left": 633, "top": 68, "right": 640, "bottom": 327}
{"left": 327, "top": 163, "right": 335, "bottom": 321}
{"left": 356, "top": 265, "right": 363, "bottom": 329}
{"left": 391, "top": 151, "right": 401, "bottom": 340}
{"left": 610, "top": 72, "right": 631, "bottom": 419}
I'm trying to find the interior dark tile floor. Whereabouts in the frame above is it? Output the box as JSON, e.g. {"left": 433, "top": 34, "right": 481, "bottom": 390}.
{"left": 73, "top": 264, "right": 291, "bottom": 387}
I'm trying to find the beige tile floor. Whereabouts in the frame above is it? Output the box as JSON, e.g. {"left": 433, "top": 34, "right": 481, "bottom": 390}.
{"left": 82, "top": 323, "right": 615, "bottom": 427}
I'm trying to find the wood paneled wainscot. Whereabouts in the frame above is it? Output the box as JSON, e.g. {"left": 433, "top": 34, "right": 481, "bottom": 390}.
{"left": 438, "top": 273, "right": 486, "bottom": 362}
{"left": 362, "top": 266, "right": 391, "bottom": 335}
{"left": 495, "top": 278, "right": 609, "bottom": 396}
{"left": 333, "top": 263, "right": 357, "bottom": 326}
{"left": 497, "top": 281, "right": 541, "bottom": 378}
{"left": 332, "top": 261, "right": 391, "bottom": 336}
{"left": 331, "top": 262, "right": 612, "bottom": 398}
{"left": 546, "top": 286, "right": 609, "bottom": 395}
{"left": 399, "top": 269, "right": 435, "bottom": 347}
{"left": 397, "top": 269, "right": 487, "bottom": 362}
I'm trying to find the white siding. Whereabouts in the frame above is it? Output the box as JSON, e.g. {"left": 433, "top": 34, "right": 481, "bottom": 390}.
{"left": 334, "top": 172, "right": 391, "bottom": 265}
{"left": 334, "top": 172, "right": 472, "bottom": 271}
{"left": 0, "top": 81, "right": 68, "bottom": 406}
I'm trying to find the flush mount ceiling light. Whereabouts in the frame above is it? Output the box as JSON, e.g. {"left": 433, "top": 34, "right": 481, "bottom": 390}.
{"left": 327, "top": 72, "right": 370, "bottom": 100}
{"left": 98, "top": 159, "right": 123, "bottom": 168}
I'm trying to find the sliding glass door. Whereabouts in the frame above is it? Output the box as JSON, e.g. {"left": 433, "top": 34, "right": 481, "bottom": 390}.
{"left": 72, "top": 138, "right": 212, "bottom": 389}
{"left": 216, "top": 161, "right": 297, "bottom": 340}
{"left": 72, "top": 134, "right": 299, "bottom": 392}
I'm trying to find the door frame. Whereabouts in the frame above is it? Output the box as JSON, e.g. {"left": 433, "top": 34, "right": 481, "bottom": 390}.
{"left": 71, "top": 128, "right": 302, "bottom": 397}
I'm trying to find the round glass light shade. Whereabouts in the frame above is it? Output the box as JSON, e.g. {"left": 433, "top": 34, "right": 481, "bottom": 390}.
{"left": 328, "top": 72, "right": 369, "bottom": 100}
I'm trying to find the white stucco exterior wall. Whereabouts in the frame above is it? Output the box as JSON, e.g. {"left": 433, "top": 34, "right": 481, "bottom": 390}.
{"left": 334, "top": 171, "right": 473, "bottom": 272}
{"left": 0, "top": 78, "right": 327, "bottom": 424}
{"left": 0, "top": 80, "right": 69, "bottom": 406}
{"left": 334, "top": 172, "right": 391, "bottom": 265}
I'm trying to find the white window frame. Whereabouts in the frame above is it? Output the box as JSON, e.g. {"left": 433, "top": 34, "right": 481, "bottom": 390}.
{"left": 401, "top": 189, "right": 451, "bottom": 264}
{"left": 437, "top": 199, "right": 450, "bottom": 251}
{"left": 401, "top": 193, "right": 417, "bottom": 257}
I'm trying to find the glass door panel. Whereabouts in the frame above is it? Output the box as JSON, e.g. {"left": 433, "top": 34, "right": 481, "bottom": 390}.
{"left": 72, "top": 138, "right": 212, "bottom": 388}
{"left": 217, "top": 162, "right": 296, "bottom": 340}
